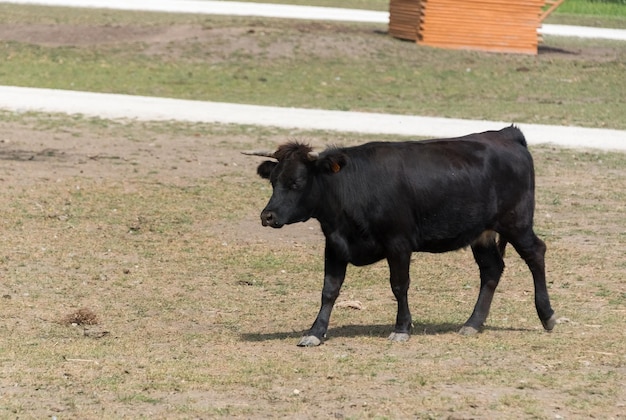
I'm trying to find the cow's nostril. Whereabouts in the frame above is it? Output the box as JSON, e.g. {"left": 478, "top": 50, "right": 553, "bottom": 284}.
{"left": 261, "top": 210, "right": 284, "bottom": 228}
{"left": 261, "top": 210, "right": 274, "bottom": 226}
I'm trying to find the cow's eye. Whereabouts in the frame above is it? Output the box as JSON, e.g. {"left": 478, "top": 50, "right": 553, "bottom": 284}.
{"left": 289, "top": 179, "right": 303, "bottom": 190}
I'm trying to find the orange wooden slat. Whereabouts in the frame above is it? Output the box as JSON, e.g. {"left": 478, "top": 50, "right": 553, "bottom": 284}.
{"left": 389, "top": 0, "right": 545, "bottom": 54}
{"left": 540, "top": 0, "right": 565, "bottom": 22}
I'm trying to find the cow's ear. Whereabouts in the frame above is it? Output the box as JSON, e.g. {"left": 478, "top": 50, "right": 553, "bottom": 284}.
{"left": 318, "top": 154, "right": 346, "bottom": 174}
{"left": 257, "top": 160, "right": 277, "bottom": 179}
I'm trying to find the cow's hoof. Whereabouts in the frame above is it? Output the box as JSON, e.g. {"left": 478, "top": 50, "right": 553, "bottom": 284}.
{"left": 388, "top": 332, "right": 410, "bottom": 342}
{"left": 542, "top": 314, "right": 557, "bottom": 332}
{"left": 458, "top": 325, "right": 480, "bottom": 336}
{"left": 297, "top": 335, "right": 322, "bottom": 347}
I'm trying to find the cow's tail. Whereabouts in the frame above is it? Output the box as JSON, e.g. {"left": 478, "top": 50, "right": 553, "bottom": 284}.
{"left": 504, "top": 124, "right": 527, "bottom": 148}
{"left": 497, "top": 237, "right": 508, "bottom": 258}
{"left": 475, "top": 231, "right": 507, "bottom": 258}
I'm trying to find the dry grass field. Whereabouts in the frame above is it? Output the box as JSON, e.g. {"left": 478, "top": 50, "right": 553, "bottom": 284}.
{"left": 0, "top": 113, "right": 624, "bottom": 418}
{"left": 1, "top": 3, "right": 625, "bottom": 418}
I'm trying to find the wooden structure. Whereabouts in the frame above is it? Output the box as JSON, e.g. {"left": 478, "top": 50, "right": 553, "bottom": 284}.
{"left": 389, "top": 0, "right": 565, "bottom": 55}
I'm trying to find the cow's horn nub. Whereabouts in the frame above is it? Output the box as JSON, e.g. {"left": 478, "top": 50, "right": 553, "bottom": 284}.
{"left": 241, "top": 150, "right": 276, "bottom": 158}
{"left": 307, "top": 151, "right": 319, "bottom": 161}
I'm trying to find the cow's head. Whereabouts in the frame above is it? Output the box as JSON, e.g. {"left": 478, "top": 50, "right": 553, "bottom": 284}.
{"left": 245, "top": 142, "right": 345, "bottom": 228}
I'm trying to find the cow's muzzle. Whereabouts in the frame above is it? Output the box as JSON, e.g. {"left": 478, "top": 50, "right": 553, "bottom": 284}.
{"left": 261, "top": 210, "right": 284, "bottom": 228}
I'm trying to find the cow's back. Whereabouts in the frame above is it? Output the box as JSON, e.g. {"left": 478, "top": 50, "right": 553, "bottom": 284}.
{"left": 318, "top": 126, "right": 534, "bottom": 254}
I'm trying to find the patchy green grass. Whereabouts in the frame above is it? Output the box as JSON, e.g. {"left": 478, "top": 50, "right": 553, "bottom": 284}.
{"left": 0, "top": 112, "right": 624, "bottom": 418}
{"left": 0, "top": 5, "right": 625, "bottom": 129}
{"left": 556, "top": 0, "right": 626, "bottom": 17}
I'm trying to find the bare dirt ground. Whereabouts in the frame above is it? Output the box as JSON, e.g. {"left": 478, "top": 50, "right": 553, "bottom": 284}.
{"left": 0, "top": 21, "right": 392, "bottom": 62}
{"left": 0, "top": 21, "right": 622, "bottom": 62}
{"left": 1, "top": 21, "right": 625, "bottom": 419}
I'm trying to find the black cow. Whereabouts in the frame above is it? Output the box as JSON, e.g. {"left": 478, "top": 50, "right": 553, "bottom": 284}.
{"left": 247, "top": 126, "right": 556, "bottom": 346}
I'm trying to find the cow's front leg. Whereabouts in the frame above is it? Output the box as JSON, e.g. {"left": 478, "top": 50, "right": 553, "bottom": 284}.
{"left": 387, "top": 252, "right": 412, "bottom": 342}
{"left": 298, "top": 248, "right": 347, "bottom": 347}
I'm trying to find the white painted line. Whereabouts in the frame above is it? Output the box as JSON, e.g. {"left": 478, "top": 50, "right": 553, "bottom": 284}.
{"left": 3, "top": 0, "right": 626, "bottom": 41}
{"left": 540, "top": 24, "right": 626, "bottom": 41}
{"left": 1, "top": 0, "right": 389, "bottom": 24}
{"left": 1, "top": 86, "right": 624, "bottom": 151}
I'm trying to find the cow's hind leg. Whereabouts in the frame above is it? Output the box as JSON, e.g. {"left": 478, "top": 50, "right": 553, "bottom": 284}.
{"left": 387, "top": 252, "right": 412, "bottom": 342}
{"left": 509, "top": 230, "right": 556, "bottom": 331}
{"left": 460, "top": 234, "right": 505, "bottom": 335}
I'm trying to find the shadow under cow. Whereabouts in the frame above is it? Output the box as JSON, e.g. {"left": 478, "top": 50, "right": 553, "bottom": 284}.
{"left": 239, "top": 322, "right": 531, "bottom": 343}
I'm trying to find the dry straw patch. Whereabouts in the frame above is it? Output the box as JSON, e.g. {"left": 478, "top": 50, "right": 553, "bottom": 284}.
{"left": 0, "top": 113, "right": 624, "bottom": 418}
{"left": 61, "top": 307, "right": 99, "bottom": 326}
